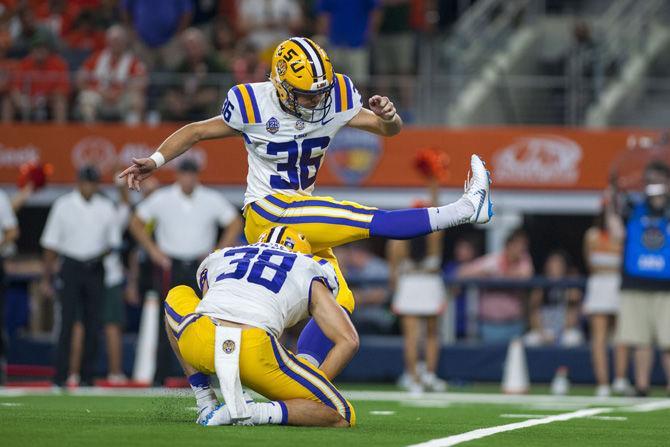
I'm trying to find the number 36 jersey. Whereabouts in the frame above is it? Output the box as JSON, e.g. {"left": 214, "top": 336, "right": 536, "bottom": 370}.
{"left": 195, "top": 243, "right": 339, "bottom": 338}
{"left": 221, "top": 75, "right": 362, "bottom": 207}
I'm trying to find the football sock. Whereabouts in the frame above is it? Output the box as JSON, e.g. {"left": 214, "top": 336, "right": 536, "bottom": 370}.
{"left": 251, "top": 401, "right": 287, "bottom": 425}
{"left": 427, "top": 198, "right": 474, "bottom": 231}
{"left": 189, "top": 372, "right": 217, "bottom": 410}
{"left": 369, "top": 199, "right": 474, "bottom": 239}
{"left": 204, "top": 401, "right": 287, "bottom": 425}
{"left": 297, "top": 317, "right": 334, "bottom": 367}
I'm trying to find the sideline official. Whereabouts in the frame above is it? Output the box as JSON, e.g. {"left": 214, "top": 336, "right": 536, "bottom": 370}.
{"left": 41, "top": 166, "right": 121, "bottom": 386}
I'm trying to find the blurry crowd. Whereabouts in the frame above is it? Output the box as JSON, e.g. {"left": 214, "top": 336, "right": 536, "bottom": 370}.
{"left": 0, "top": 0, "right": 456, "bottom": 125}
{"left": 1, "top": 160, "right": 669, "bottom": 396}
{"left": 335, "top": 161, "right": 670, "bottom": 396}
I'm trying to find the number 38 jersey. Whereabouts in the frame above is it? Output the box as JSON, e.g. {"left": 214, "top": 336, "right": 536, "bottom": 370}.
{"left": 195, "top": 243, "right": 339, "bottom": 338}
{"left": 221, "top": 75, "right": 362, "bottom": 206}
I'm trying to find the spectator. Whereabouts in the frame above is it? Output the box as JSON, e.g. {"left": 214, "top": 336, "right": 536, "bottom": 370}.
{"left": 0, "top": 28, "right": 18, "bottom": 123}
{"left": 583, "top": 202, "right": 631, "bottom": 397}
{"left": 35, "top": 0, "right": 78, "bottom": 39}
{"left": 122, "top": 0, "right": 193, "bottom": 69}
{"left": 457, "top": 228, "right": 534, "bottom": 344}
{"left": 0, "top": 188, "right": 19, "bottom": 385}
{"left": 40, "top": 166, "right": 121, "bottom": 387}
{"left": 611, "top": 161, "right": 670, "bottom": 396}
{"left": 8, "top": 6, "right": 58, "bottom": 57}
{"left": 389, "top": 179, "right": 447, "bottom": 393}
{"left": 8, "top": 32, "right": 70, "bottom": 123}
{"left": 526, "top": 251, "right": 583, "bottom": 347}
{"left": 211, "top": 16, "right": 236, "bottom": 69}
{"left": 237, "top": 0, "right": 304, "bottom": 64}
{"left": 129, "top": 159, "right": 242, "bottom": 385}
{"left": 372, "top": 0, "right": 416, "bottom": 118}
{"left": 335, "top": 241, "right": 391, "bottom": 334}
{"left": 160, "top": 27, "right": 225, "bottom": 121}
{"left": 231, "top": 41, "right": 269, "bottom": 84}
{"left": 443, "top": 235, "right": 479, "bottom": 339}
{"left": 64, "top": 9, "right": 106, "bottom": 53}
{"left": 76, "top": 24, "right": 147, "bottom": 124}
{"left": 316, "top": 0, "right": 381, "bottom": 85}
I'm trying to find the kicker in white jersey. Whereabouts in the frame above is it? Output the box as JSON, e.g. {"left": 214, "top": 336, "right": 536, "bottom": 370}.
{"left": 195, "top": 242, "right": 339, "bottom": 338}
{"left": 221, "top": 78, "right": 362, "bottom": 206}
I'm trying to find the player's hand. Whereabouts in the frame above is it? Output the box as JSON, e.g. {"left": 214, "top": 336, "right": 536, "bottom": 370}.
{"left": 369, "top": 95, "right": 396, "bottom": 121}
{"left": 118, "top": 158, "right": 158, "bottom": 192}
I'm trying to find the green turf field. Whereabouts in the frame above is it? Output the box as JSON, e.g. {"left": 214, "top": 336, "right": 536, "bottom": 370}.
{"left": 1, "top": 387, "right": 669, "bottom": 446}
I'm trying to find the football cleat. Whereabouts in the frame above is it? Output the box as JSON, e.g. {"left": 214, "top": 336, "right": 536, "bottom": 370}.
{"left": 463, "top": 154, "right": 493, "bottom": 224}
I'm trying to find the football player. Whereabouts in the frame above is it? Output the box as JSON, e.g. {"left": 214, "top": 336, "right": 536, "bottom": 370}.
{"left": 165, "top": 226, "right": 357, "bottom": 427}
{"left": 121, "top": 37, "right": 492, "bottom": 370}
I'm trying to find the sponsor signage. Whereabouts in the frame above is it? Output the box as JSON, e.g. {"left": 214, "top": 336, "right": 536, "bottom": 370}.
{"left": 0, "top": 124, "right": 660, "bottom": 190}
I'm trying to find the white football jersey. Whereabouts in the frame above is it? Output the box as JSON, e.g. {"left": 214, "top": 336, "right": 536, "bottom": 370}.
{"left": 195, "top": 242, "right": 339, "bottom": 338}
{"left": 221, "top": 75, "right": 363, "bottom": 206}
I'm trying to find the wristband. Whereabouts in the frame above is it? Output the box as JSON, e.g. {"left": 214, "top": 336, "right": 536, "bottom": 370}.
{"left": 149, "top": 152, "right": 165, "bottom": 168}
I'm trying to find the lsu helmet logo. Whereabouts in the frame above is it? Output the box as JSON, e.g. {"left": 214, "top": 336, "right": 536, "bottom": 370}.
{"left": 327, "top": 128, "right": 382, "bottom": 185}
{"left": 276, "top": 59, "right": 287, "bottom": 76}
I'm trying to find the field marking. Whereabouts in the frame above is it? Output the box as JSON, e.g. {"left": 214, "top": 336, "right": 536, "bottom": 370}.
{"left": 370, "top": 410, "right": 395, "bottom": 415}
{"left": 406, "top": 407, "right": 612, "bottom": 447}
{"left": 624, "top": 399, "right": 670, "bottom": 413}
{"left": 343, "top": 391, "right": 659, "bottom": 407}
{"left": 499, "top": 413, "right": 627, "bottom": 421}
{"left": 402, "top": 401, "right": 451, "bottom": 408}
{"left": 0, "top": 402, "right": 22, "bottom": 407}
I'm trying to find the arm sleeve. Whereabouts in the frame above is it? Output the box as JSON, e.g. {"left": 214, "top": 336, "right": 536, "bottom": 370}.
{"left": 196, "top": 249, "right": 227, "bottom": 291}
{"left": 309, "top": 257, "right": 340, "bottom": 298}
{"left": 40, "top": 201, "right": 63, "bottom": 251}
{"left": 220, "top": 86, "right": 247, "bottom": 133}
{"left": 0, "top": 191, "right": 17, "bottom": 230}
{"left": 196, "top": 256, "right": 210, "bottom": 292}
{"left": 336, "top": 74, "right": 364, "bottom": 123}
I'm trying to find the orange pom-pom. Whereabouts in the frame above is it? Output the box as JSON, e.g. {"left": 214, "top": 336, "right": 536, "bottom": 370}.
{"left": 414, "top": 148, "right": 449, "bottom": 180}
{"left": 17, "top": 161, "right": 51, "bottom": 190}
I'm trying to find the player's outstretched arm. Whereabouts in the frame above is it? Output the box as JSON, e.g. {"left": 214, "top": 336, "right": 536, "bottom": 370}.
{"left": 309, "top": 281, "right": 359, "bottom": 379}
{"left": 347, "top": 95, "right": 403, "bottom": 137}
{"left": 119, "top": 116, "right": 239, "bottom": 191}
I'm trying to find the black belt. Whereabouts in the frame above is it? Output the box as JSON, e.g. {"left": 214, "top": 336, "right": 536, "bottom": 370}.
{"left": 170, "top": 258, "right": 200, "bottom": 267}
{"left": 62, "top": 256, "right": 104, "bottom": 269}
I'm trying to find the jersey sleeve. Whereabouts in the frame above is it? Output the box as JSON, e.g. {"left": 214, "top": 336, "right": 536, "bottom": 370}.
{"left": 196, "top": 251, "right": 215, "bottom": 292}
{"left": 307, "top": 256, "right": 340, "bottom": 299}
{"left": 221, "top": 85, "right": 249, "bottom": 132}
{"left": 332, "top": 73, "right": 363, "bottom": 123}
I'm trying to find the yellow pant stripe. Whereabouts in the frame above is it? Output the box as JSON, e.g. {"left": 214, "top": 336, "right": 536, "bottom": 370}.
{"left": 256, "top": 198, "right": 374, "bottom": 223}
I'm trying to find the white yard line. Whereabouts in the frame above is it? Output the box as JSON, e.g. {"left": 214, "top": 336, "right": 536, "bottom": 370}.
{"left": 499, "top": 413, "right": 627, "bottom": 421}
{"left": 624, "top": 399, "right": 670, "bottom": 413}
{"left": 406, "top": 408, "right": 612, "bottom": 447}
{"left": 343, "top": 390, "right": 658, "bottom": 407}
